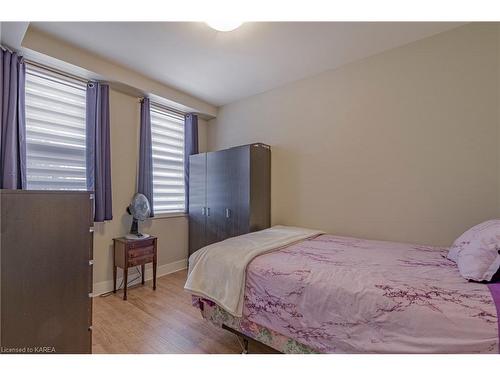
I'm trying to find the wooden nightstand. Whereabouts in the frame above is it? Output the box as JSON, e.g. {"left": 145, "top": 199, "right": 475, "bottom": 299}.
{"left": 113, "top": 236, "right": 157, "bottom": 300}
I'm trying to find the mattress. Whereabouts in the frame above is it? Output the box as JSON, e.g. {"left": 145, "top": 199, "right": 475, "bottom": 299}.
{"left": 196, "top": 234, "right": 500, "bottom": 353}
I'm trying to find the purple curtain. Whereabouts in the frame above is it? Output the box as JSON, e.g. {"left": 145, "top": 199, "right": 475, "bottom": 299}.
{"left": 0, "top": 49, "right": 26, "bottom": 189}
{"left": 184, "top": 113, "right": 198, "bottom": 213}
{"left": 86, "top": 82, "right": 112, "bottom": 222}
{"left": 138, "top": 98, "right": 154, "bottom": 217}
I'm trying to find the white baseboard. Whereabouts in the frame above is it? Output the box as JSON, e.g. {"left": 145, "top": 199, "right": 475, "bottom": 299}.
{"left": 92, "top": 258, "right": 187, "bottom": 297}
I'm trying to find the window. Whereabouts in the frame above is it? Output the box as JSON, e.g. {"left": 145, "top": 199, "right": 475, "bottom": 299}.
{"left": 25, "top": 64, "right": 87, "bottom": 190}
{"left": 150, "top": 103, "right": 185, "bottom": 214}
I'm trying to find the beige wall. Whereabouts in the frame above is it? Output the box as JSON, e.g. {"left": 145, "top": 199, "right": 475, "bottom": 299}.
{"left": 208, "top": 23, "right": 499, "bottom": 247}
{"left": 93, "top": 89, "right": 208, "bottom": 293}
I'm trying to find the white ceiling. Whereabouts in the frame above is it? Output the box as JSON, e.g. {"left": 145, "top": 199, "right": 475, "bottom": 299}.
{"left": 24, "top": 22, "right": 464, "bottom": 106}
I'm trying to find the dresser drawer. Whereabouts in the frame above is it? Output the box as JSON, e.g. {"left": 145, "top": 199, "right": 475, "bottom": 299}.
{"left": 128, "top": 254, "right": 154, "bottom": 267}
{"left": 128, "top": 246, "right": 154, "bottom": 259}
{"left": 127, "top": 238, "right": 155, "bottom": 249}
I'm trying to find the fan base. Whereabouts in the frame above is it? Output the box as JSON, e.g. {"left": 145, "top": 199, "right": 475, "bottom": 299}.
{"left": 125, "top": 233, "right": 150, "bottom": 240}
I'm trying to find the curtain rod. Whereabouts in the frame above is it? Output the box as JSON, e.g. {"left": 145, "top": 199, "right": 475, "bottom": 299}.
{"left": 27, "top": 58, "right": 188, "bottom": 116}
{"left": 2, "top": 47, "right": 190, "bottom": 115}
{"left": 0, "top": 46, "right": 90, "bottom": 85}
{"left": 25, "top": 59, "right": 89, "bottom": 84}
{"left": 0, "top": 44, "right": 15, "bottom": 54}
{"left": 145, "top": 98, "right": 188, "bottom": 117}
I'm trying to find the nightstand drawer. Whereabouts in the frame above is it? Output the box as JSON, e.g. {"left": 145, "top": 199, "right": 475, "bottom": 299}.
{"left": 128, "top": 238, "right": 155, "bottom": 249}
{"left": 129, "top": 246, "right": 154, "bottom": 258}
{"left": 128, "top": 254, "right": 154, "bottom": 267}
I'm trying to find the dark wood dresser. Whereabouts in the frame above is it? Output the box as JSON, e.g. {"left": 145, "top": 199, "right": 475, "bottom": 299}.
{"left": 0, "top": 190, "right": 93, "bottom": 354}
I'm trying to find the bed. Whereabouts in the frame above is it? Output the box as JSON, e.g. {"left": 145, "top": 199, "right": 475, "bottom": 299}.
{"left": 185, "top": 226, "right": 500, "bottom": 354}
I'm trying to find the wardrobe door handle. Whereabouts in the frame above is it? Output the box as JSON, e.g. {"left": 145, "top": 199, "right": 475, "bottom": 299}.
{"left": 206, "top": 207, "right": 210, "bottom": 216}
{"left": 225, "top": 208, "right": 231, "bottom": 218}
{"left": 201, "top": 207, "right": 206, "bottom": 216}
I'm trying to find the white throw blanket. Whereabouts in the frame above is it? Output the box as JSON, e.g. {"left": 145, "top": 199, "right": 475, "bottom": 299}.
{"left": 184, "top": 225, "right": 324, "bottom": 317}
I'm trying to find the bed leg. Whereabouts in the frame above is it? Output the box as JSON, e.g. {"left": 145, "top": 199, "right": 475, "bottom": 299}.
{"left": 242, "top": 338, "right": 249, "bottom": 354}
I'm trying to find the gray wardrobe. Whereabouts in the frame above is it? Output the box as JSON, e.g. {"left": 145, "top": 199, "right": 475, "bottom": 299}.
{"left": 188, "top": 143, "right": 271, "bottom": 255}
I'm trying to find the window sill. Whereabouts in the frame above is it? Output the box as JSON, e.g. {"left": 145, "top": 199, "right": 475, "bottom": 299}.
{"left": 149, "top": 212, "right": 187, "bottom": 220}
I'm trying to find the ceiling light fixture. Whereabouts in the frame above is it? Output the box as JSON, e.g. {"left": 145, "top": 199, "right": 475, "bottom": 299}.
{"left": 206, "top": 21, "right": 242, "bottom": 32}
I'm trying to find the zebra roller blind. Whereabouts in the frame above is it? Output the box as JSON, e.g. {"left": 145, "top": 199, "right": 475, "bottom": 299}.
{"left": 25, "top": 63, "right": 87, "bottom": 190}
{"left": 150, "top": 103, "right": 186, "bottom": 214}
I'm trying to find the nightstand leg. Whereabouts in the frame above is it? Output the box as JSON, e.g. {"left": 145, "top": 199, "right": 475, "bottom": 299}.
{"left": 113, "top": 265, "right": 117, "bottom": 293}
{"left": 141, "top": 264, "right": 145, "bottom": 285}
{"left": 123, "top": 267, "right": 128, "bottom": 301}
{"left": 153, "top": 260, "right": 157, "bottom": 291}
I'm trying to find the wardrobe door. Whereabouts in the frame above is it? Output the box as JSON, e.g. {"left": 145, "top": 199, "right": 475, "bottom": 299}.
{"left": 188, "top": 153, "right": 207, "bottom": 255}
{"left": 249, "top": 144, "right": 271, "bottom": 231}
{"left": 225, "top": 146, "right": 250, "bottom": 238}
{"left": 206, "top": 149, "right": 232, "bottom": 245}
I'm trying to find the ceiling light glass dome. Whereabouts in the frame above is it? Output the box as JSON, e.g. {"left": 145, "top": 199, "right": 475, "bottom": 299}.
{"left": 206, "top": 21, "right": 242, "bottom": 32}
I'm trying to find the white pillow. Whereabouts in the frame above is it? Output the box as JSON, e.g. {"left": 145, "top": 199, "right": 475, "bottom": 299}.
{"left": 451, "top": 220, "right": 500, "bottom": 282}
{"left": 447, "top": 233, "right": 471, "bottom": 263}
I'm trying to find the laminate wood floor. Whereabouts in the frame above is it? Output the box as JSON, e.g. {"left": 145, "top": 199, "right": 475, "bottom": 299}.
{"left": 92, "top": 269, "right": 274, "bottom": 354}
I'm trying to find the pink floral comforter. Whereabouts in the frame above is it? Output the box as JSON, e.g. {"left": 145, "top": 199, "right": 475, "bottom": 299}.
{"left": 242, "top": 235, "right": 500, "bottom": 353}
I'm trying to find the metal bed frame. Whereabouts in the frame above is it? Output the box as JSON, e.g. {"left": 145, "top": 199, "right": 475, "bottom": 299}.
{"left": 221, "top": 324, "right": 280, "bottom": 354}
